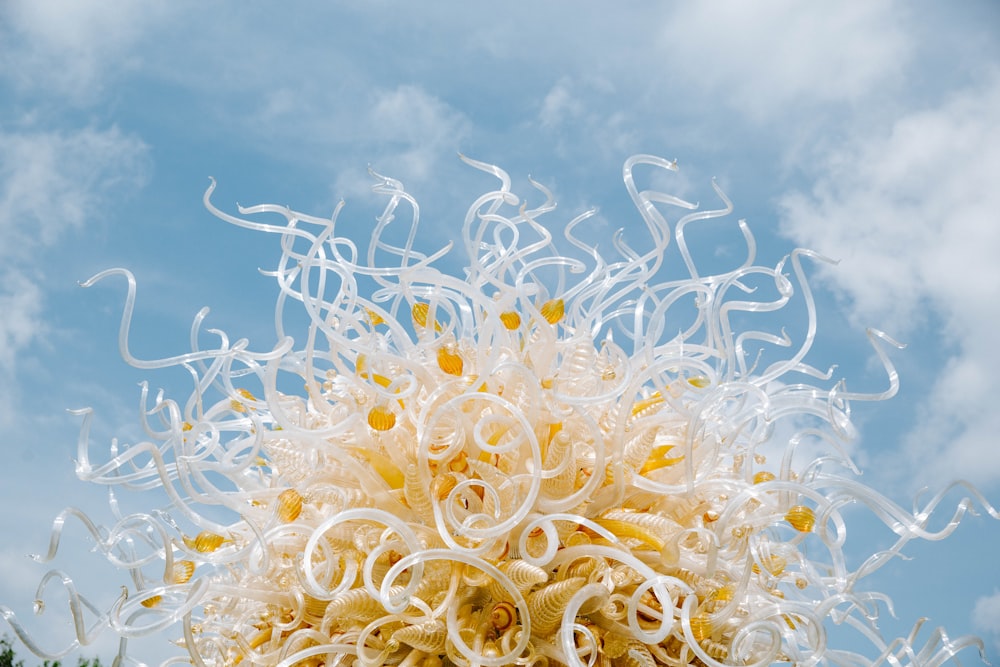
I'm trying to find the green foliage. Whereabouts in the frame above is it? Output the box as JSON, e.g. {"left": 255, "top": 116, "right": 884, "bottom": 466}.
{"left": 0, "top": 637, "right": 25, "bottom": 667}
{"left": 0, "top": 638, "right": 102, "bottom": 667}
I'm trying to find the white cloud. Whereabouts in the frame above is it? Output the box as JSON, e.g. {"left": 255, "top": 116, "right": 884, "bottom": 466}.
{"left": 778, "top": 74, "right": 1000, "bottom": 487}
{"left": 325, "top": 85, "right": 470, "bottom": 201}
{"left": 660, "top": 0, "right": 911, "bottom": 119}
{"left": 370, "top": 85, "right": 466, "bottom": 146}
{"left": 0, "top": 125, "right": 149, "bottom": 256}
{"left": 0, "top": 0, "right": 169, "bottom": 101}
{"left": 367, "top": 85, "right": 470, "bottom": 178}
{"left": 0, "top": 270, "right": 44, "bottom": 373}
{"left": 973, "top": 590, "right": 1000, "bottom": 653}
{"left": 0, "top": 124, "right": 148, "bottom": 402}
{"left": 540, "top": 80, "right": 585, "bottom": 130}
{"left": 535, "top": 78, "right": 639, "bottom": 163}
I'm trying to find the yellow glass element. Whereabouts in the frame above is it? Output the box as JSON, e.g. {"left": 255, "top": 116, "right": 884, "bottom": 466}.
{"left": 230, "top": 400, "right": 246, "bottom": 413}
{"left": 352, "top": 447, "right": 405, "bottom": 489}
{"left": 752, "top": 554, "right": 787, "bottom": 576}
{"left": 539, "top": 298, "right": 565, "bottom": 324}
{"left": 237, "top": 388, "right": 257, "bottom": 401}
{"left": 187, "top": 531, "right": 226, "bottom": 553}
{"left": 367, "top": 405, "right": 396, "bottom": 431}
{"left": 181, "top": 421, "right": 193, "bottom": 432}
{"left": 701, "top": 639, "right": 729, "bottom": 660}
{"left": 234, "top": 628, "right": 273, "bottom": 665}
{"left": 785, "top": 505, "right": 816, "bottom": 532}
{"left": 391, "top": 620, "right": 448, "bottom": 652}
{"left": 689, "top": 613, "right": 713, "bottom": 641}
{"left": 711, "top": 584, "right": 734, "bottom": 602}
{"left": 412, "top": 302, "right": 430, "bottom": 327}
{"left": 486, "top": 423, "right": 511, "bottom": 447}
{"left": 527, "top": 577, "right": 586, "bottom": 634}
{"left": 437, "top": 346, "right": 464, "bottom": 375}
{"left": 140, "top": 595, "right": 162, "bottom": 609}
{"left": 631, "top": 392, "right": 664, "bottom": 417}
{"left": 172, "top": 560, "right": 195, "bottom": 584}
{"left": 412, "top": 302, "right": 443, "bottom": 331}
{"left": 687, "top": 375, "right": 710, "bottom": 388}
{"left": 277, "top": 488, "right": 303, "bottom": 523}
{"left": 366, "top": 308, "right": 385, "bottom": 326}
{"left": 500, "top": 310, "right": 522, "bottom": 330}
{"left": 447, "top": 452, "right": 468, "bottom": 473}
{"left": 430, "top": 472, "right": 458, "bottom": 500}
{"left": 640, "top": 445, "right": 684, "bottom": 474}
{"left": 594, "top": 518, "right": 665, "bottom": 551}
{"left": 753, "top": 471, "right": 776, "bottom": 484}
{"left": 489, "top": 601, "right": 516, "bottom": 631}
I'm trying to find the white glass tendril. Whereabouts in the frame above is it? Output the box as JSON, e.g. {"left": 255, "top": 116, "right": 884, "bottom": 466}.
{"left": 2, "top": 154, "right": 997, "bottom": 667}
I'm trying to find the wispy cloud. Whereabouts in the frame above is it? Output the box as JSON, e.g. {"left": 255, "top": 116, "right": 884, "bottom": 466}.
{"left": 659, "top": 1, "right": 912, "bottom": 120}
{"left": 778, "top": 73, "right": 1000, "bottom": 487}
{"left": 0, "top": 270, "right": 43, "bottom": 373}
{"left": 0, "top": 124, "right": 149, "bottom": 433}
{"left": 973, "top": 590, "right": 1000, "bottom": 654}
{"left": 0, "top": 126, "right": 149, "bottom": 254}
{"left": 0, "top": 0, "right": 169, "bottom": 103}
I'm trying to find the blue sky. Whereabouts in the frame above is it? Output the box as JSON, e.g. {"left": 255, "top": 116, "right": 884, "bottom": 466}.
{"left": 1, "top": 1, "right": 999, "bottom": 663}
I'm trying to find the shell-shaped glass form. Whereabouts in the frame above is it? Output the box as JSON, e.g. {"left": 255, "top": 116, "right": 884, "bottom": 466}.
{"left": 9, "top": 155, "right": 997, "bottom": 667}
{"left": 391, "top": 619, "right": 447, "bottom": 652}
{"left": 488, "top": 600, "right": 516, "bottom": 631}
{"left": 526, "top": 577, "right": 586, "bottom": 634}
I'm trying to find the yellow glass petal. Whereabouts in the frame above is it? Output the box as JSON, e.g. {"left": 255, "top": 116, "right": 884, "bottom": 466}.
{"left": 539, "top": 298, "right": 565, "bottom": 324}
{"left": 277, "top": 488, "right": 303, "bottom": 523}
{"left": 753, "top": 471, "right": 776, "bottom": 484}
{"left": 412, "top": 302, "right": 430, "bottom": 327}
{"left": 437, "top": 346, "right": 464, "bottom": 375}
{"left": 785, "top": 505, "right": 815, "bottom": 532}
{"left": 752, "top": 554, "right": 786, "bottom": 576}
{"left": 191, "top": 531, "right": 226, "bottom": 553}
{"left": 689, "top": 613, "right": 713, "bottom": 641}
{"left": 412, "top": 302, "right": 443, "bottom": 331}
{"left": 172, "top": 560, "right": 195, "bottom": 584}
{"left": 593, "top": 518, "right": 665, "bottom": 551}
{"left": 500, "top": 310, "right": 522, "bottom": 330}
{"left": 631, "top": 392, "right": 664, "bottom": 417}
{"left": 352, "top": 448, "right": 405, "bottom": 489}
{"left": 368, "top": 405, "right": 396, "bottom": 431}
